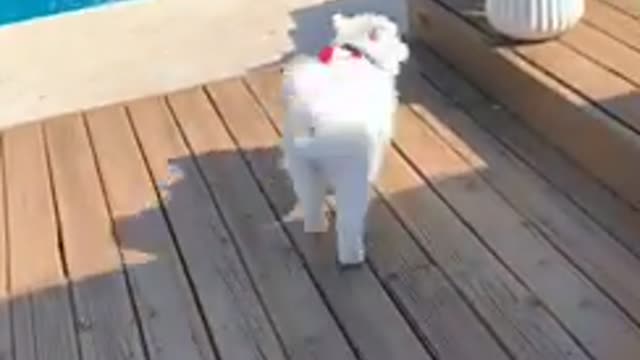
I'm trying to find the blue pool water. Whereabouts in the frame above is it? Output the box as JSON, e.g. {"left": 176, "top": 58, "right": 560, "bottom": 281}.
{"left": 0, "top": 0, "right": 124, "bottom": 26}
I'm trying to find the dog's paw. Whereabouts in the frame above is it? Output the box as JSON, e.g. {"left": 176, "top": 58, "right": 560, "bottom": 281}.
{"left": 337, "top": 247, "right": 365, "bottom": 268}
{"left": 337, "top": 257, "right": 365, "bottom": 270}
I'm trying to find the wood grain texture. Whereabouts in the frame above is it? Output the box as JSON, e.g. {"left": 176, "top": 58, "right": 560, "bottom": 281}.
{"left": 408, "top": 0, "right": 640, "bottom": 207}
{"left": 595, "top": 0, "right": 640, "bottom": 18}
{"left": 518, "top": 41, "right": 640, "bottom": 132}
{"left": 168, "top": 85, "right": 358, "bottom": 360}
{"left": 412, "top": 45, "right": 640, "bottom": 262}
{"left": 246, "top": 68, "right": 579, "bottom": 359}
{"left": 404, "top": 62, "right": 640, "bottom": 326}
{"left": 584, "top": 0, "right": 640, "bottom": 54}
{"left": 446, "top": 0, "right": 640, "bottom": 130}
{"left": 5, "top": 47, "right": 640, "bottom": 358}
{"left": 85, "top": 105, "right": 217, "bottom": 360}
{"left": 209, "top": 78, "right": 435, "bottom": 360}
{"left": 127, "top": 96, "right": 288, "bottom": 360}
{"left": 0, "top": 138, "right": 11, "bottom": 360}
{"left": 246, "top": 69, "right": 511, "bottom": 360}
{"left": 378, "top": 145, "right": 589, "bottom": 360}
{"left": 393, "top": 97, "right": 640, "bottom": 360}
{"left": 562, "top": 22, "right": 640, "bottom": 87}
{"left": 4, "top": 124, "right": 79, "bottom": 360}
{"left": 44, "top": 115, "right": 147, "bottom": 360}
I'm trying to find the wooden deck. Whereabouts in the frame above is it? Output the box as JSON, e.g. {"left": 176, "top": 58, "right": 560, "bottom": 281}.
{"left": 2, "top": 46, "right": 640, "bottom": 360}
{"left": 409, "top": 0, "right": 640, "bottom": 208}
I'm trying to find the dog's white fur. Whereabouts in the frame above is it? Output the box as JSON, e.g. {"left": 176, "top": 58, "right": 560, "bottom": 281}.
{"left": 281, "top": 13, "right": 409, "bottom": 266}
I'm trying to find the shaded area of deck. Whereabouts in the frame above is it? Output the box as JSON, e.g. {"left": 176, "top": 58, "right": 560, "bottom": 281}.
{"left": 409, "top": 0, "right": 640, "bottom": 208}
{"left": 2, "top": 46, "right": 640, "bottom": 360}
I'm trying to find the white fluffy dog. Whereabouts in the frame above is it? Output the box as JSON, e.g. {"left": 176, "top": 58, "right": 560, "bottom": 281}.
{"left": 281, "top": 13, "right": 409, "bottom": 266}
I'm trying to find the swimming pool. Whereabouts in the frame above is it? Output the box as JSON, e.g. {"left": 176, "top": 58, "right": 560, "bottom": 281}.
{"left": 0, "top": 0, "right": 123, "bottom": 26}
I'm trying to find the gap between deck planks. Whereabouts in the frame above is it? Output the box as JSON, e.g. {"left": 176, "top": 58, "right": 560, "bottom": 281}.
{"left": 249, "top": 63, "right": 640, "bottom": 359}
{"left": 443, "top": 0, "right": 640, "bottom": 134}
{"left": 85, "top": 106, "right": 218, "bottom": 360}
{"left": 395, "top": 67, "right": 640, "bottom": 359}
{"left": 584, "top": 0, "right": 640, "bottom": 53}
{"left": 167, "top": 82, "right": 432, "bottom": 360}
{"left": 4, "top": 125, "right": 80, "bottom": 360}
{"left": 410, "top": 44, "right": 640, "bottom": 263}
{"left": 4, "top": 36, "right": 640, "bottom": 359}
{"left": 126, "top": 97, "right": 290, "bottom": 360}
{"left": 407, "top": 44, "right": 640, "bottom": 322}
{"left": 164, "top": 88, "right": 358, "bottom": 360}
{"left": 401, "top": 57, "right": 640, "bottom": 325}
{"left": 245, "top": 69, "right": 588, "bottom": 360}
{"left": 44, "top": 115, "right": 148, "bottom": 360}
{"left": 398, "top": 78, "right": 640, "bottom": 358}
{"left": 205, "top": 78, "right": 436, "bottom": 360}
{"left": 0, "top": 138, "right": 11, "bottom": 360}
{"left": 596, "top": 0, "right": 640, "bottom": 19}
{"left": 242, "top": 72, "right": 515, "bottom": 360}
{"left": 409, "top": 0, "right": 640, "bottom": 208}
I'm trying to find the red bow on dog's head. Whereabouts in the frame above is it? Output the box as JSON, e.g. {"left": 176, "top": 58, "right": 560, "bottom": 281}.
{"left": 317, "top": 44, "right": 371, "bottom": 65}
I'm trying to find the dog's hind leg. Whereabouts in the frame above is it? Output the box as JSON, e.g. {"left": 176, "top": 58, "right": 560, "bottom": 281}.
{"left": 289, "top": 158, "right": 328, "bottom": 233}
{"left": 367, "top": 140, "right": 387, "bottom": 183}
{"left": 332, "top": 160, "right": 369, "bottom": 266}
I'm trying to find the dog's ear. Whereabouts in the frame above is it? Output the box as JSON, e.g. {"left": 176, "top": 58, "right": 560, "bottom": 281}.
{"left": 396, "top": 42, "right": 410, "bottom": 63}
{"left": 332, "top": 13, "right": 348, "bottom": 31}
{"left": 368, "top": 28, "right": 379, "bottom": 42}
{"left": 378, "top": 39, "right": 410, "bottom": 75}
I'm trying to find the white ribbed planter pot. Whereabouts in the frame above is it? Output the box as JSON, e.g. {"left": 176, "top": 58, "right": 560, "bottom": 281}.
{"left": 485, "top": 0, "right": 585, "bottom": 41}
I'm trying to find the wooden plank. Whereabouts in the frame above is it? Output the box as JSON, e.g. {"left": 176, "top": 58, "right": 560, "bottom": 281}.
{"left": 517, "top": 44, "right": 640, "bottom": 134}
{"left": 412, "top": 45, "right": 640, "bottom": 268}
{"left": 0, "top": 138, "right": 11, "bottom": 360}
{"left": 444, "top": 0, "right": 640, "bottom": 131}
{"left": 4, "top": 124, "right": 79, "bottom": 360}
{"left": 596, "top": 0, "right": 640, "bottom": 18}
{"left": 408, "top": 0, "right": 640, "bottom": 208}
{"left": 244, "top": 69, "right": 511, "bottom": 360}
{"left": 584, "top": 0, "right": 640, "bottom": 53}
{"left": 85, "top": 105, "right": 217, "bottom": 360}
{"left": 166, "top": 86, "right": 358, "bottom": 360}
{"left": 126, "top": 96, "right": 288, "bottom": 360}
{"left": 365, "top": 195, "right": 510, "bottom": 360}
{"left": 404, "top": 62, "right": 640, "bottom": 325}
{"left": 204, "top": 78, "right": 435, "bottom": 360}
{"left": 494, "top": 29, "right": 640, "bottom": 134}
{"left": 244, "top": 68, "right": 584, "bottom": 360}
{"left": 443, "top": 0, "right": 640, "bottom": 132}
{"left": 378, "top": 147, "right": 590, "bottom": 360}
{"left": 43, "top": 115, "right": 147, "bottom": 360}
{"left": 562, "top": 22, "right": 640, "bottom": 86}
{"left": 392, "top": 95, "right": 640, "bottom": 359}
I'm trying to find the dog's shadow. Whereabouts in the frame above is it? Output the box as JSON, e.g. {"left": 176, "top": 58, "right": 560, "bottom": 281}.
{"left": 115, "top": 145, "right": 370, "bottom": 270}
